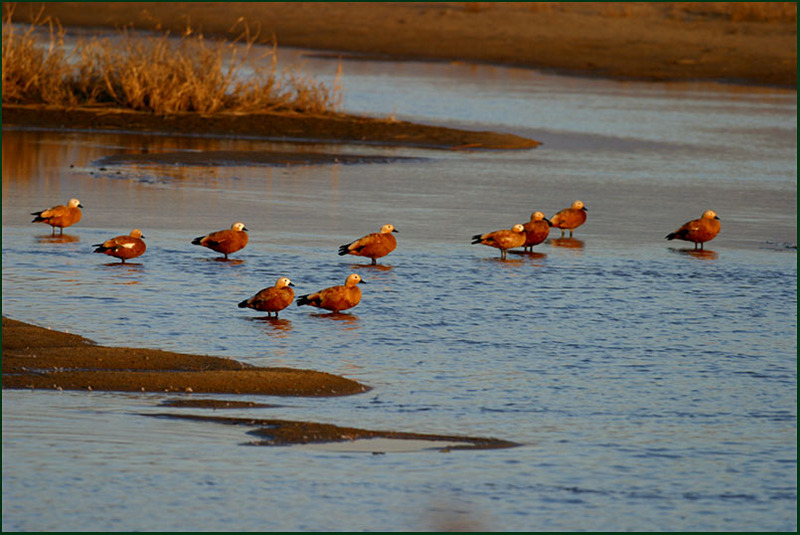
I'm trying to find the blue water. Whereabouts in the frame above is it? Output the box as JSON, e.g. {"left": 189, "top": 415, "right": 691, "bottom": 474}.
{"left": 2, "top": 38, "right": 797, "bottom": 532}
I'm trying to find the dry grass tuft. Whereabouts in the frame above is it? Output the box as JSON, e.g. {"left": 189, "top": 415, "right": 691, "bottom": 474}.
{"left": 2, "top": 11, "right": 343, "bottom": 115}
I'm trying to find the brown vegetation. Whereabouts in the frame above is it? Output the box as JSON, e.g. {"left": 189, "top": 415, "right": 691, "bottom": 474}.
{"left": 2, "top": 9, "right": 342, "bottom": 114}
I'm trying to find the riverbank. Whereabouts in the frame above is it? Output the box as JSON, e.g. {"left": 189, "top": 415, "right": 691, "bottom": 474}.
{"left": 4, "top": 2, "right": 794, "bottom": 149}
{"left": 0, "top": 104, "right": 541, "bottom": 150}
{"left": 8, "top": 2, "right": 797, "bottom": 88}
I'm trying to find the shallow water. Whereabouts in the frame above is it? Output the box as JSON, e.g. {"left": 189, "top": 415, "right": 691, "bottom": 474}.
{"left": 2, "top": 42, "right": 797, "bottom": 531}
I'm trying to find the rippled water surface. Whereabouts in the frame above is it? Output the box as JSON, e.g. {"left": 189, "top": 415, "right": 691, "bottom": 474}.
{"left": 2, "top": 42, "right": 797, "bottom": 532}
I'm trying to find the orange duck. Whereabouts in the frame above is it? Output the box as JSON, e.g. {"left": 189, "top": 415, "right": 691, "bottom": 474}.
{"left": 238, "top": 277, "right": 295, "bottom": 317}
{"left": 471, "top": 224, "right": 526, "bottom": 260}
{"left": 93, "top": 229, "right": 146, "bottom": 263}
{"left": 666, "top": 210, "right": 721, "bottom": 250}
{"left": 549, "top": 200, "right": 587, "bottom": 237}
{"left": 522, "top": 211, "right": 552, "bottom": 251}
{"left": 31, "top": 198, "right": 83, "bottom": 234}
{"left": 338, "top": 224, "right": 398, "bottom": 265}
{"left": 192, "top": 222, "right": 249, "bottom": 259}
{"left": 296, "top": 273, "right": 365, "bottom": 313}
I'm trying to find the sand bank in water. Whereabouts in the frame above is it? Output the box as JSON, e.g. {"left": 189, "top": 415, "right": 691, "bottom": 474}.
{"left": 2, "top": 317, "right": 369, "bottom": 396}
{"left": 2, "top": 317, "right": 519, "bottom": 450}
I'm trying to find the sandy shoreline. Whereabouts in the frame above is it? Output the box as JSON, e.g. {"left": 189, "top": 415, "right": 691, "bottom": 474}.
{"left": 3, "top": 2, "right": 795, "bottom": 149}
{"left": 8, "top": 2, "right": 797, "bottom": 88}
{"left": 0, "top": 104, "right": 541, "bottom": 150}
{"left": 2, "top": 317, "right": 370, "bottom": 396}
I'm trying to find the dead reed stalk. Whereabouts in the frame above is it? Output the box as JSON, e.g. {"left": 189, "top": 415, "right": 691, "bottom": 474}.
{"left": 2, "top": 11, "right": 343, "bottom": 115}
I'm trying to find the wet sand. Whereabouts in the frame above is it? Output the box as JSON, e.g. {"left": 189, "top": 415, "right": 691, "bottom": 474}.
{"left": 1, "top": 104, "right": 541, "bottom": 151}
{"left": 2, "top": 317, "right": 518, "bottom": 449}
{"left": 147, "top": 412, "right": 520, "bottom": 451}
{"left": 2, "top": 317, "right": 369, "bottom": 397}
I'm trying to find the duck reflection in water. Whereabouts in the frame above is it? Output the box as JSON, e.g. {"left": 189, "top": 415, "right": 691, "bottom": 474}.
{"left": 510, "top": 250, "right": 547, "bottom": 264}
{"left": 549, "top": 237, "right": 585, "bottom": 249}
{"left": 254, "top": 317, "right": 294, "bottom": 338}
{"left": 36, "top": 233, "right": 80, "bottom": 244}
{"left": 309, "top": 311, "right": 362, "bottom": 329}
{"left": 668, "top": 247, "right": 719, "bottom": 260}
{"left": 207, "top": 257, "right": 245, "bottom": 266}
{"left": 348, "top": 262, "right": 393, "bottom": 272}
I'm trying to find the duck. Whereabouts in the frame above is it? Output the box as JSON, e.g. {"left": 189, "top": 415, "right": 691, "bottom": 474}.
{"left": 549, "top": 200, "right": 587, "bottom": 237}
{"left": 338, "top": 224, "right": 398, "bottom": 265}
{"left": 93, "top": 229, "right": 146, "bottom": 263}
{"left": 296, "top": 273, "right": 364, "bottom": 313}
{"left": 666, "top": 210, "right": 721, "bottom": 250}
{"left": 31, "top": 198, "right": 83, "bottom": 234}
{"left": 522, "top": 211, "right": 552, "bottom": 251}
{"left": 471, "top": 224, "right": 526, "bottom": 260}
{"left": 192, "top": 222, "right": 249, "bottom": 260}
{"left": 238, "top": 277, "right": 295, "bottom": 317}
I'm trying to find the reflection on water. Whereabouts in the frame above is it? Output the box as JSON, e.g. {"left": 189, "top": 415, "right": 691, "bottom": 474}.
{"left": 251, "top": 317, "right": 294, "bottom": 337}
{"left": 548, "top": 237, "right": 585, "bottom": 249}
{"left": 509, "top": 250, "right": 547, "bottom": 262}
{"left": 668, "top": 247, "right": 720, "bottom": 260}
{"left": 196, "top": 256, "right": 246, "bottom": 265}
{"left": 35, "top": 233, "right": 80, "bottom": 244}
{"left": 305, "top": 312, "right": 362, "bottom": 325}
{"left": 477, "top": 255, "right": 526, "bottom": 265}
{"left": 98, "top": 260, "right": 146, "bottom": 269}
{"left": 348, "top": 262, "right": 395, "bottom": 272}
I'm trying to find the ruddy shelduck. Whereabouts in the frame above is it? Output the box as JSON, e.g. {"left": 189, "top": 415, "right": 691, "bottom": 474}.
{"left": 523, "top": 211, "right": 552, "bottom": 251}
{"left": 31, "top": 198, "right": 83, "bottom": 234}
{"left": 666, "top": 210, "right": 721, "bottom": 250}
{"left": 549, "top": 200, "right": 587, "bottom": 237}
{"left": 338, "top": 224, "right": 398, "bottom": 265}
{"left": 296, "top": 273, "right": 365, "bottom": 313}
{"left": 192, "top": 222, "right": 248, "bottom": 259}
{"left": 93, "top": 229, "right": 146, "bottom": 263}
{"left": 238, "top": 277, "right": 295, "bottom": 317}
{"left": 471, "top": 223, "right": 527, "bottom": 260}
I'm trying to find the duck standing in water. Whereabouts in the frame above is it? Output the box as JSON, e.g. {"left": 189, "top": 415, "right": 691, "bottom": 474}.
{"left": 338, "top": 224, "right": 398, "bottom": 265}
{"left": 238, "top": 277, "right": 295, "bottom": 318}
{"left": 471, "top": 224, "right": 527, "bottom": 260}
{"left": 549, "top": 200, "right": 587, "bottom": 237}
{"left": 666, "top": 210, "right": 721, "bottom": 250}
{"left": 93, "top": 229, "right": 146, "bottom": 263}
{"left": 296, "top": 273, "right": 365, "bottom": 313}
{"left": 31, "top": 198, "right": 83, "bottom": 234}
{"left": 522, "top": 211, "right": 552, "bottom": 251}
{"left": 192, "top": 222, "right": 249, "bottom": 260}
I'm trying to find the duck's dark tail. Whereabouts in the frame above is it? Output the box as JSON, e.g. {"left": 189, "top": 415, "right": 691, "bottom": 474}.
{"left": 296, "top": 294, "right": 316, "bottom": 307}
